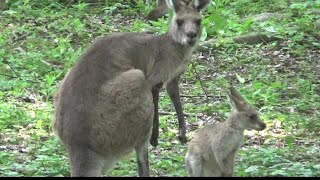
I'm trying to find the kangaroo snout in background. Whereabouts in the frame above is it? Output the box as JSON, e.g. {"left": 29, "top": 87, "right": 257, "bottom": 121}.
{"left": 53, "top": 0, "right": 210, "bottom": 177}
{"left": 147, "top": 0, "right": 193, "bottom": 21}
{"left": 185, "top": 87, "right": 266, "bottom": 177}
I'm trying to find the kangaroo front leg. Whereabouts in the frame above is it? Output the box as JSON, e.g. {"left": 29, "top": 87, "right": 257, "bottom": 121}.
{"left": 212, "top": 147, "right": 228, "bottom": 176}
{"left": 166, "top": 75, "right": 187, "bottom": 144}
{"left": 69, "top": 146, "right": 105, "bottom": 177}
{"left": 223, "top": 151, "right": 236, "bottom": 177}
{"left": 150, "top": 83, "right": 163, "bottom": 147}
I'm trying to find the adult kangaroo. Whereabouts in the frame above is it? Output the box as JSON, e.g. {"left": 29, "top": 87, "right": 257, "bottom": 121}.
{"left": 53, "top": 0, "right": 210, "bottom": 177}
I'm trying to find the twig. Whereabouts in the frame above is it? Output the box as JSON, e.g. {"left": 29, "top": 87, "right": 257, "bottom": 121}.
{"left": 3, "top": 60, "right": 19, "bottom": 78}
{"left": 159, "top": 111, "right": 198, "bottom": 117}
{"left": 180, "top": 94, "right": 224, "bottom": 99}
{"left": 180, "top": 94, "right": 210, "bottom": 98}
{"left": 194, "top": 99, "right": 209, "bottom": 105}
{"left": 41, "top": 60, "right": 60, "bottom": 68}
{"left": 87, "top": 2, "right": 106, "bottom": 6}
{"left": 190, "top": 61, "right": 209, "bottom": 100}
{"left": 65, "top": 0, "right": 74, "bottom": 9}
{"left": 15, "top": 34, "right": 28, "bottom": 41}
{"left": 0, "top": 73, "right": 18, "bottom": 79}
{"left": 0, "top": 73, "right": 38, "bottom": 84}
{"left": 159, "top": 94, "right": 222, "bottom": 99}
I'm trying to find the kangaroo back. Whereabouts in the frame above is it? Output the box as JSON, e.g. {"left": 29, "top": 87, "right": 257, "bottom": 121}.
{"left": 185, "top": 87, "right": 266, "bottom": 177}
{"left": 53, "top": 0, "right": 210, "bottom": 177}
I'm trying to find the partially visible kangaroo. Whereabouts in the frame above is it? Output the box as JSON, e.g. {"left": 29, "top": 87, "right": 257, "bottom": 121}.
{"left": 185, "top": 87, "right": 266, "bottom": 177}
{"left": 149, "top": 0, "right": 202, "bottom": 149}
{"left": 53, "top": 0, "right": 210, "bottom": 177}
{"left": 147, "top": 0, "right": 193, "bottom": 20}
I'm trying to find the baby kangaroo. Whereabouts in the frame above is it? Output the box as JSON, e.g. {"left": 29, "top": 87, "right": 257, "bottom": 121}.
{"left": 185, "top": 87, "right": 266, "bottom": 177}
{"left": 53, "top": 0, "right": 210, "bottom": 177}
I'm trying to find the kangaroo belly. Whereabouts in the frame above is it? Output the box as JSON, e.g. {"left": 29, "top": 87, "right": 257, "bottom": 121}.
{"left": 202, "top": 159, "right": 222, "bottom": 177}
{"left": 88, "top": 69, "right": 154, "bottom": 156}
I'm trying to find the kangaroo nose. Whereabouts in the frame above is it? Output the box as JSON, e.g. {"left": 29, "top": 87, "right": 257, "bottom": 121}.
{"left": 261, "top": 123, "right": 266, "bottom": 130}
{"left": 187, "top": 32, "right": 196, "bottom": 38}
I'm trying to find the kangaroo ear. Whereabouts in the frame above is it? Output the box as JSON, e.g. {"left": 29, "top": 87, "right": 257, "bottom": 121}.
{"left": 230, "top": 86, "right": 247, "bottom": 103}
{"left": 228, "top": 93, "right": 245, "bottom": 112}
{"left": 189, "top": 0, "right": 210, "bottom": 12}
{"left": 166, "top": 0, "right": 184, "bottom": 12}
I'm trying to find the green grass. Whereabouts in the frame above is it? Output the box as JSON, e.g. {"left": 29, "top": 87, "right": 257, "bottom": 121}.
{"left": 0, "top": 0, "right": 319, "bottom": 177}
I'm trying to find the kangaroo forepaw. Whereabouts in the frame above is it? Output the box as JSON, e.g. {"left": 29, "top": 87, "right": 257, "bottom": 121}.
{"left": 150, "top": 134, "right": 158, "bottom": 147}
{"left": 178, "top": 135, "right": 187, "bottom": 144}
{"left": 178, "top": 129, "right": 187, "bottom": 144}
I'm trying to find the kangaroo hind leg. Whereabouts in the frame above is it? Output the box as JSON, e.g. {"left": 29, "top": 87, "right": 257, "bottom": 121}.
{"left": 69, "top": 146, "right": 105, "bottom": 177}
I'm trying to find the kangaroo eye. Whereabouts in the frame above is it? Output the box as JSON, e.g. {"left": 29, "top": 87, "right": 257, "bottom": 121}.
{"left": 176, "top": 19, "right": 184, "bottom": 26}
{"left": 249, "top": 114, "right": 257, "bottom": 120}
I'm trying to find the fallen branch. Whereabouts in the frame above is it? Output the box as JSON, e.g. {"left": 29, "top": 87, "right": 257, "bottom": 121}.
{"left": 196, "top": 12, "right": 287, "bottom": 52}
{"left": 198, "top": 33, "right": 280, "bottom": 52}
{"left": 232, "top": 33, "right": 280, "bottom": 44}
{"left": 240, "top": 13, "right": 284, "bottom": 23}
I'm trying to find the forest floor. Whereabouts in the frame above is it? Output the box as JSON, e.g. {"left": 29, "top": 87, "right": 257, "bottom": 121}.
{"left": 0, "top": 0, "right": 319, "bottom": 177}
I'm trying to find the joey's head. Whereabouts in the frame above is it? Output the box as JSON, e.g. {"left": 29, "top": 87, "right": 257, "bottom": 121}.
{"left": 166, "top": 0, "right": 210, "bottom": 47}
{"left": 228, "top": 87, "right": 266, "bottom": 131}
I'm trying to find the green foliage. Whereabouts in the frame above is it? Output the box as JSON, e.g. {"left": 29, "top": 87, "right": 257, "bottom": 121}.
{"left": 0, "top": 0, "right": 319, "bottom": 177}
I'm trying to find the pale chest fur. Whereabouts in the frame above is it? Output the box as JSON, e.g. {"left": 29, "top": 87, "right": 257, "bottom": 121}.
{"left": 219, "top": 130, "right": 244, "bottom": 158}
{"left": 165, "top": 48, "right": 193, "bottom": 84}
{"left": 165, "top": 60, "right": 188, "bottom": 83}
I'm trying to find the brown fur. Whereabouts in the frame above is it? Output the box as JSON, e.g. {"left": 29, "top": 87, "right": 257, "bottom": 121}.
{"left": 185, "top": 87, "right": 267, "bottom": 177}
{"left": 53, "top": 0, "right": 210, "bottom": 177}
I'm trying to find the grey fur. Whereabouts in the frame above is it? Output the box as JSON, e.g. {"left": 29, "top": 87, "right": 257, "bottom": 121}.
{"left": 185, "top": 87, "right": 266, "bottom": 177}
{"left": 53, "top": 0, "right": 210, "bottom": 177}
